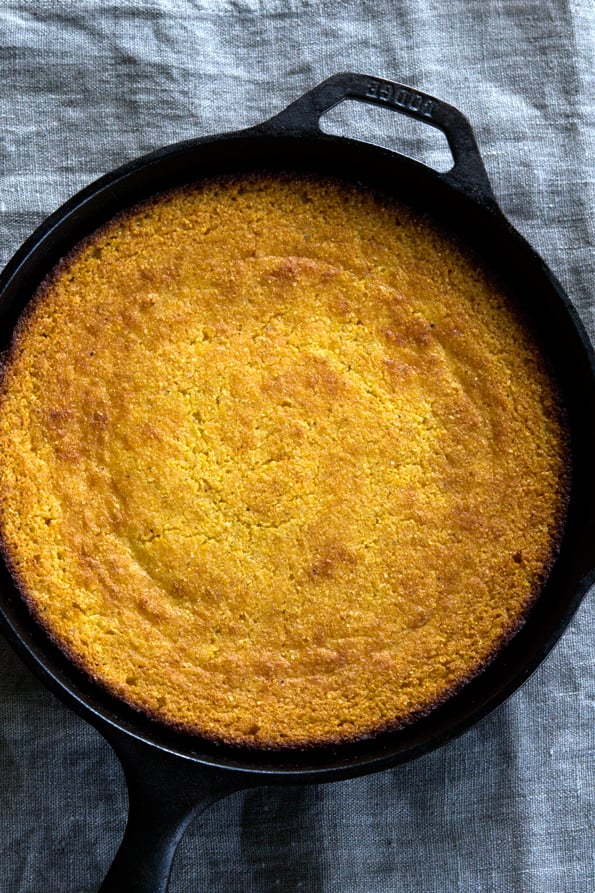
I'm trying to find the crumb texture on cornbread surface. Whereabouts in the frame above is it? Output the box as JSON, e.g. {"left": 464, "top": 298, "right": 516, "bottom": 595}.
{"left": 0, "top": 175, "right": 569, "bottom": 747}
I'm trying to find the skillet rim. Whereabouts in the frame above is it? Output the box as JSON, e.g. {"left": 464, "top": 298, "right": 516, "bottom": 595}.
{"left": 0, "top": 113, "right": 594, "bottom": 782}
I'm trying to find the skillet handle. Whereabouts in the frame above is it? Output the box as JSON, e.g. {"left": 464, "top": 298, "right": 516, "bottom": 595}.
{"left": 98, "top": 729, "right": 247, "bottom": 893}
{"left": 263, "top": 72, "right": 498, "bottom": 208}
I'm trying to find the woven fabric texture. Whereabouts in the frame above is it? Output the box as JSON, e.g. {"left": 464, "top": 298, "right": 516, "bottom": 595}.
{"left": 0, "top": 2, "right": 593, "bottom": 891}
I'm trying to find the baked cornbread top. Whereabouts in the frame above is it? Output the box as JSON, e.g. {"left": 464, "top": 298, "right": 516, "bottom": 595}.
{"left": 0, "top": 174, "right": 568, "bottom": 748}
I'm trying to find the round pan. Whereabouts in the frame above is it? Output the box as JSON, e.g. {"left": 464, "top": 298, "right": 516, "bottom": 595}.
{"left": 0, "top": 73, "right": 594, "bottom": 893}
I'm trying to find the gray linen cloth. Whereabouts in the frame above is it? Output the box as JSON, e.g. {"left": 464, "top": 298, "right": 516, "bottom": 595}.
{"left": 0, "top": 2, "right": 593, "bottom": 891}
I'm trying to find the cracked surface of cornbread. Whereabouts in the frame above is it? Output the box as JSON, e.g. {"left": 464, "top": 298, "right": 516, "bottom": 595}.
{"left": 0, "top": 175, "right": 569, "bottom": 747}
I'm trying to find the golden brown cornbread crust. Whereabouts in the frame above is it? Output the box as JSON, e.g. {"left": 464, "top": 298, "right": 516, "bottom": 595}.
{"left": 0, "top": 174, "right": 569, "bottom": 748}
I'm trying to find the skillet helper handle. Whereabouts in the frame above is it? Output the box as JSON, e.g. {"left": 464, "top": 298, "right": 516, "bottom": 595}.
{"left": 264, "top": 72, "right": 498, "bottom": 208}
{"left": 99, "top": 732, "right": 245, "bottom": 893}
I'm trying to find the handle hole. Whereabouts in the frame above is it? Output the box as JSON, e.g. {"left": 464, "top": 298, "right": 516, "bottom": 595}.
{"left": 319, "top": 100, "right": 454, "bottom": 173}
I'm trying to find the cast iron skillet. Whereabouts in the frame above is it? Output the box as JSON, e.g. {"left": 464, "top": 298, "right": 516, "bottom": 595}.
{"left": 0, "top": 73, "right": 594, "bottom": 893}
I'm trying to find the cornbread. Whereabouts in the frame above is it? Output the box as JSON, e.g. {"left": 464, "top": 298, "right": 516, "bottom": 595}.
{"left": 0, "top": 174, "right": 569, "bottom": 748}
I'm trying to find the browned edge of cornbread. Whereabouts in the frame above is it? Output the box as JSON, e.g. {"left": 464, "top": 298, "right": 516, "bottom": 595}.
{"left": 0, "top": 172, "right": 572, "bottom": 750}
